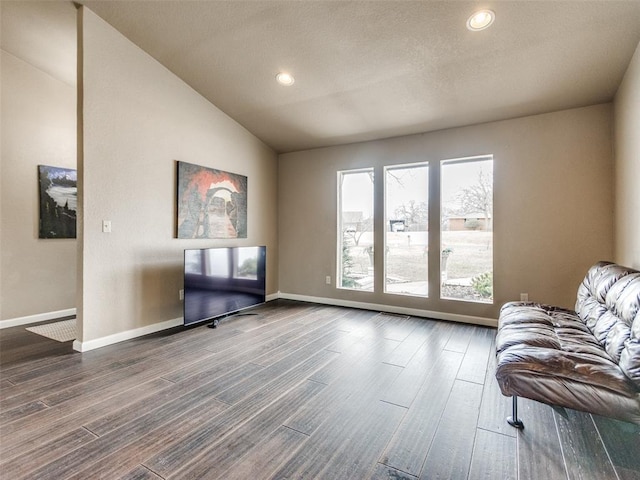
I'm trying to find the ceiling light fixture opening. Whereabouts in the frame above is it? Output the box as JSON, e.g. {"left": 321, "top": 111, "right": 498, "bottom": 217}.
{"left": 467, "top": 9, "right": 495, "bottom": 31}
{"left": 276, "top": 72, "right": 295, "bottom": 86}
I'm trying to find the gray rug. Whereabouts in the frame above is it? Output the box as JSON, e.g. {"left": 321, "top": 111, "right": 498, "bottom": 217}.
{"left": 26, "top": 319, "right": 76, "bottom": 342}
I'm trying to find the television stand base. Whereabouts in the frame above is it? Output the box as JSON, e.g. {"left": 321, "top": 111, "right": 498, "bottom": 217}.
{"left": 207, "top": 311, "right": 259, "bottom": 329}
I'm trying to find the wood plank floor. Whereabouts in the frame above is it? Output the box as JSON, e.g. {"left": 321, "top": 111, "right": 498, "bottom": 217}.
{"left": 1, "top": 300, "right": 638, "bottom": 480}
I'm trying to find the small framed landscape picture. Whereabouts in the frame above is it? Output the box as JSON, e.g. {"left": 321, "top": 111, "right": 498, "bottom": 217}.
{"left": 38, "top": 165, "right": 77, "bottom": 239}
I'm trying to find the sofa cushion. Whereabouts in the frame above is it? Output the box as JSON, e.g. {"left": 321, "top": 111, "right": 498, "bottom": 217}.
{"left": 497, "top": 303, "right": 611, "bottom": 360}
{"left": 576, "top": 262, "right": 640, "bottom": 388}
{"left": 621, "top": 339, "right": 640, "bottom": 385}
{"left": 497, "top": 345, "right": 639, "bottom": 397}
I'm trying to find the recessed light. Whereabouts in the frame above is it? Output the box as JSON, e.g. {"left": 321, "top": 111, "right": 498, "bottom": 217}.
{"left": 276, "top": 72, "right": 295, "bottom": 86}
{"left": 467, "top": 9, "right": 495, "bottom": 31}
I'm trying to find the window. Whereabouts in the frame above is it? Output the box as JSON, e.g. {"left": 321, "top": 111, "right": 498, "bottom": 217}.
{"left": 234, "top": 247, "right": 260, "bottom": 280}
{"left": 384, "top": 163, "right": 429, "bottom": 297}
{"left": 205, "top": 248, "right": 231, "bottom": 277}
{"left": 337, "top": 156, "right": 493, "bottom": 303}
{"left": 440, "top": 156, "right": 493, "bottom": 303}
{"left": 338, "top": 169, "right": 374, "bottom": 291}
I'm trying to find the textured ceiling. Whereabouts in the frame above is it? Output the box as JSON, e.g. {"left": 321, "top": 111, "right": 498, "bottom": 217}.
{"left": 3, "top": 1, "right": 640, "bottom": 153}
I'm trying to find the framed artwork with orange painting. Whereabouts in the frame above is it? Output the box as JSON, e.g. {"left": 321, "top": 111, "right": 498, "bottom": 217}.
{"left": 176, "top": 161, "right": 247, "bottom": 239}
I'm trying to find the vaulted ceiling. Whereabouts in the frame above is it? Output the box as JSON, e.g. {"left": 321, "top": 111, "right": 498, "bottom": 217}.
{"left": 3, "top": 1, "right": 640, "bottom": 153}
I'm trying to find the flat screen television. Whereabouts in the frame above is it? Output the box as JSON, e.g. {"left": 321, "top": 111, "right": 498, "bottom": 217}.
{"left": 183, "top": 246, "right": 266, "bottom": 326}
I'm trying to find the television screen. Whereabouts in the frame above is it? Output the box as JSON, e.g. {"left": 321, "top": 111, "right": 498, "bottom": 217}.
{"left": 183, "top": 246, "right": 266, "bottom": 326}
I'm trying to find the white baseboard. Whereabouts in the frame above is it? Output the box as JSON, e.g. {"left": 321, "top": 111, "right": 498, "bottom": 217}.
{"left": 0, "top": 308, "right": 77, "bottom": 329}
{"left": 73, "top": 293, "right": 279, "bottom": 352}
{"left": 278, "top": 292, "right": 498, "bottom": 328}
{"left": 69, "top": 290, "right": 494, "bottom": 353}
{"left": 73, "top": 317, "right": 183, "bottom": 352}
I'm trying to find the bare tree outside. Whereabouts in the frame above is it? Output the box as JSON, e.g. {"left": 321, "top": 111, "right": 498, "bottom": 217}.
{"left": 343, "top": 216, "right": 373, "bottom": 246}
{"left": 394, "top": 200, "right": 428, "bottom": 228}
{"left": 455, "top": 167, "right": 493, "bottom": 231}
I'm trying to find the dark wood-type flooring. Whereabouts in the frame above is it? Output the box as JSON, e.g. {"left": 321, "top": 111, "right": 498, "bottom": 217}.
{"left": 1, "top": 300, "right": 639, "bottom": 480}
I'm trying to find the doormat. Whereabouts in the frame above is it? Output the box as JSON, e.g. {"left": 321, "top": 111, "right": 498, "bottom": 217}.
{"left": 26, "top": 319, "right": 76, "bottom": 342}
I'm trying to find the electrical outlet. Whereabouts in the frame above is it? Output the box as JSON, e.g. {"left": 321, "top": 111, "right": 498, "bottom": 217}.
{"left": 179, "top": 289, "right": 184, "bottom": 300}
{"left": 520, "top": 293, "right": 529, "bottom": 302}
{"left": 325, "top": 276, "right": 331, "bottom": 285}
{"left": 102, "top": 220, "right": 112, "bottom": 233}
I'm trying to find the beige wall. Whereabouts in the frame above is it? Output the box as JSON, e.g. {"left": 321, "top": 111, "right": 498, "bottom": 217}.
{"left": 0, "top": 50, "right": 77, "bottom": 321}
{"left": 2, "top": 3, "right": 626, "bottom": 341}
{"left": 78, "top": 7, "right": 278, "bottom": 346}
{"left": 614, "top": 41, "right": 640, "bottom": 269}
{"left": 278, "top": 104, "right": 614, "bottom": 321}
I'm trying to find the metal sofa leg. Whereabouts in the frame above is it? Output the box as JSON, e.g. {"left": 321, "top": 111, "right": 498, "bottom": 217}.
{"left": 507, "top": 395, "right": 524, "bottom": 429}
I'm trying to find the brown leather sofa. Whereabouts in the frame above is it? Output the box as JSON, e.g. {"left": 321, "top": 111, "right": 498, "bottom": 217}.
{"left": 495, "top": 261, "right": 640, "bottom": 427}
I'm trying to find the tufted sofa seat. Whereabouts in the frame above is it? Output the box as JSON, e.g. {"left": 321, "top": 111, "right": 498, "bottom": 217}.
{"left": 495, "top": 261, "right": 640, "bottom": 426}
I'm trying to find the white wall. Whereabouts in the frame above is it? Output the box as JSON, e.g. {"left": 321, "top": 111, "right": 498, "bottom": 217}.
{"left": 77, "top": 7, "right": 278, "bottom": 348}
{"left": 614, "top": 41, "right": 640, "bottom": 269}
{"left": 278, "top": 104, "right": 614, "bottom": 322}
{"left": 0, "top": 50, "right": 77, "bottom": 323}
